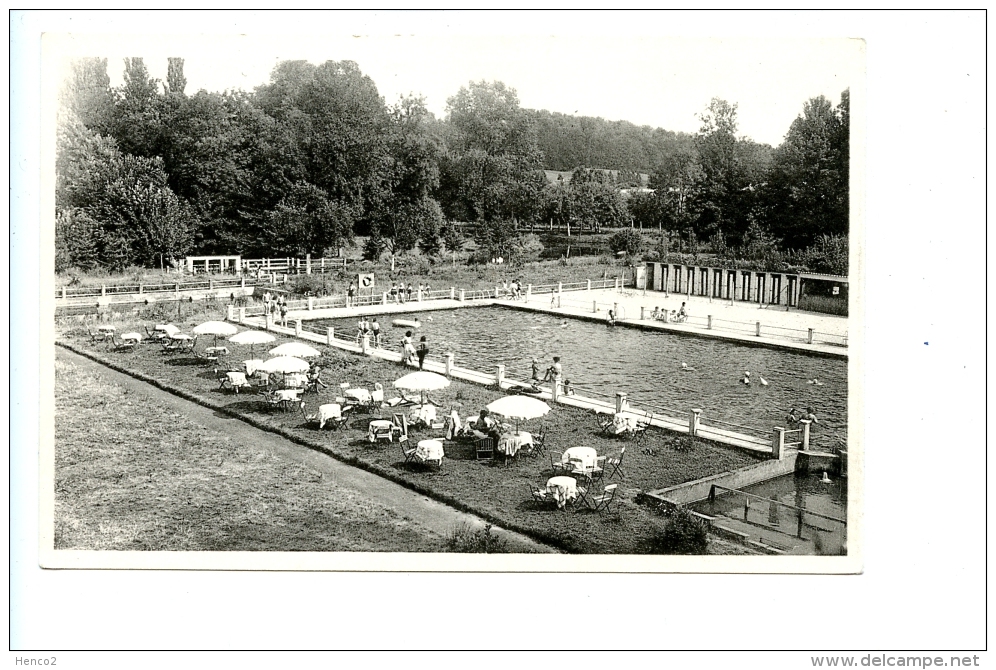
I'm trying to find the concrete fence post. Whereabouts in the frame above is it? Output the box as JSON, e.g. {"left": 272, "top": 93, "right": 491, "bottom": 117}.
{"left": 209, "top": 279, "right": 215, "bottom": 291}
{"left": 772, "top": 427, "right": 786, "bottom": 460}
{"left": 241, "top": 276, "right": 246, "bottom": 289}
{"left": 238, "top": 307, "right": 246, "bottom": 323}
{"left": 459, "top": 289, "right": 466, "bottom": 302}
{"left": 306, "top": 253, "right": 311, "bottom": 275}
{"left": 557, "top": 281, "right": 563, "bottom": 294}
{"left": 382, "top": 292, "right": 388, "bottom": 305}
{"left": 526, "top": 284, "right": 532, "bottom": 302}
{"left": 689, "top": 409, "right": 702, "bottom": 436}
{"left": 227, "top": 304, "right": 235, "bottom": 321}
{"left": 640, "top": 306, "right": 646, "bottom": 320}
{"left": 307, "top": 297, "right": 314, "bottom": 311}
{"left": 586, "top": 279, "right": 591, "bottom": 292}
{"left": 417, "top": 288, "right": 423, "bottom": 302}
{"left": 327, "top": 327, "right": 334, "bottom": 345}
{"left": 139, "top": 284, "right": 144, "bottom": 295}
{"left": 101, "top": 285, "right": 107, "bottom": 296}
{"left": 361, "top": 334, "right": 370, "bottom": 355}
{"left": 552, "top": 381, "right": 561, "bottom": 403}
{"left": 445, "top": 352, "right": 454, "bottom": 376}
{"left": 707, "top": 315, "right": 713, "bottom": 330}
{"left": 265, "top": 314, "right": 273, "bottom": 331}
{"left": 294, "top": 320, "right": 302, "bottom": 337}
{"left": 615, "top": 392, "right": 628, "bottom": 414}
{"left": 807, "top": 328, "right": 814, "bottom": 344}
{"left": 450, "top": 287, "right": 456, "bottom": 300}
{"left": 613, "top": 302, "right": 619, "bottom": 318}
{"left": 800, "top": 420, "right": 811, "bottom": 450}
{"left": 592, "top": 300, "right": 598, "bottom": 313}
{"left": 755, "top": 321, "right": 762, "bottom": 337}
{"left": 61, "top": 286, "right": 67, "bottom": 299}
{"left": 495, "top": 364, "right": 505, "bottom": 389}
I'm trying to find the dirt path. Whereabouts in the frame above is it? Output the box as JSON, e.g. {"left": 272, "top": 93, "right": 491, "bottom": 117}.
{"left": 57, "top": 347, "right": 555, "bottom": 554}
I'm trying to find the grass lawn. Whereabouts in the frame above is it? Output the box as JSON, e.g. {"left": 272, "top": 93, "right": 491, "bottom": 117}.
{"left": 54, "top": 357, "right": 452, "bottom": 552}
{"left": 59, "top": 311, "right": 765, "bottom": 554}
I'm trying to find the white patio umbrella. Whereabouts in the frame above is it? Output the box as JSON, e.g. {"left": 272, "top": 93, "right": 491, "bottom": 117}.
{"left": 193, "top": 320, "right": 239, "bottom": 347}
{"left": 260, "top": 356, "right": 311, "bottom": 374}
{"left": 393, "top": 370, "right": 451, "bottom": 405}
{"left": 229, "top": 330, "right": 277, "bottom": 358}
{"left": 486, "top": 395, "right": 551, "bottom": 434}
{"left": 269, "top": 342, "right": 322, "bottom": 358}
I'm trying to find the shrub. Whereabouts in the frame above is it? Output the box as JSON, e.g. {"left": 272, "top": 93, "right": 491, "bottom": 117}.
{"left": 644, "top": 505, "right": 709, "bottom": 554}
{"left": 608, "top": 228, "right": 644, "bottom": 257}
{"left": 446, "top": 523, "right": 510, "bottom": 553}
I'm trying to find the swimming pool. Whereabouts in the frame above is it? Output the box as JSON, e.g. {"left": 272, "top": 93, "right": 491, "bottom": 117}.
{"left": 312, "top": 306, "right": 847, "bottom": 447}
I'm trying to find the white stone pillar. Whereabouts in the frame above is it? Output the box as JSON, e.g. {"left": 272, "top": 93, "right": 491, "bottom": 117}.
{"left": 800, "top": 419, "right": 812, "bottom": 450}
{"left": 808, "top": 328, "right": 814, "bottom": 344}
{"left": 615, "top": 392, "right": 628, "bottom": 414}
{"left": 295, "top": 320, "right": 302, "bottom": 337}
{"left": 689, "top": 409, "right": 702, "bottom": 436}
{"left": 756, "top": 321, "right": 762, "bottom": 337}
{"left": 361, "top": 334, "right": 370, "bottom": 355}
{"left": 640, "top": 306, "right": 646, "bottom": 320}
{"left": 586, "top": 279, "right": 591, "bottom": 292}
{"left": 307, "top": 297, "right": 314, "bottom": 311}
{"left": 459, "top": 289, "right": 466, "bottom": 302}
{"left": 495, "top": 364, "right": 505, "bottom": 388}
{"left": 265, "top": 314, "right": 273, "bottom": 330}
{"left": 526, "top": 284, "right": 532, "bottom": 302}
{"left": 227, "top": 304, "right": 235, "bottom": 320}
{"left": 450, "top": 287, "right": 456, "bottom": 300}
{"left": 772, "top": 427, "right": 786, "bottom": 459}
{"left": 238, "top": 307, "right": 246, "bottom": 323}
{"left": 592, "top": 300, "right": 598, "bottom": 313}
{"left": 445, "top": 352, "right": 454, "bottom": 376}
{"left": 707, "top": 315, "right": 713, "bottom": 329}
{"left": 327, "top": 327, "right": 334, "bottom": 345}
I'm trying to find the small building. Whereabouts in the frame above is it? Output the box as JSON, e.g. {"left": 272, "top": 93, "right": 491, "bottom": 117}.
{"left": 184, "top": 255, "right": 242, "bottom": 275}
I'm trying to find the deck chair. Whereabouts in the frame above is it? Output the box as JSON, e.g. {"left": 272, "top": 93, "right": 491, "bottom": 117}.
{"left": 604, "top": 447, "right": 627, "bottom": 480}
{"left": 300, "top": 401, "right": 320, "bottom": 428}
{"left": 528, "top": 428, "right": 547, "bottom": 457}
{"left": 476, "top": 437, "right": 495, "bottom": 461}
{"left": 585, "top": 484, "right": 619, "bottom": 515}
{"left": 591, "top": 455, "right": 606, "bottom": 482}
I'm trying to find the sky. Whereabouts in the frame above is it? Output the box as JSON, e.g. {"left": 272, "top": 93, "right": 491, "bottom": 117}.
{"left": 46, "top": 12, "right": 864, "bottom": 148}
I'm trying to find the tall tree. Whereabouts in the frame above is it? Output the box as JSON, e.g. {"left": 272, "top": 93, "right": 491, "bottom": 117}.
{"left": 764, "top": 90, "right": 849, "bottom": 248}
{"left": 166, "top": 57, "right": 187, "bottom": 95}
{"left": 59, "top": 57, "right": 114, "bottom": 132}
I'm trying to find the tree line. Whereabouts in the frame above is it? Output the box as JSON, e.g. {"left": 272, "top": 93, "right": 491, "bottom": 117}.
{"left": 56, "top": 57, "right": 849, "bottom": 273}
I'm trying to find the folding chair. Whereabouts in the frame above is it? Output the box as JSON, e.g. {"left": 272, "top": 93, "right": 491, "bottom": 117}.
{"left": 528, "top": 483, "right": 556, "bottom": 508}
{"left": 108, "top": 336, "right": 136, "bottom": 352}
{"left": 628, "top": 414, "right": 653, "bottom": 442}
{"left": 527, "top": 428, "right": 547, "bottom": 457}
{"left": 401, "top": 439, "right": 418, "bottom": 464}
{"left": 87, "top": 325, "right": 109, "bottom": 344}
{"left": 604, "top": 447, "right": 627, "bottom": 480}
{"left": 549, "top": 451, "right": 571, "bottom": 475}
{"left": 300, "top": 402, "right": 320, "bottom": 428}
{"left": 585, "top": 484, "right": 619, "bottom": 515}
{"left": 595, "top": 413, "right": 614, "bottom": 436}
{"left": 259, "top": 389, "right": 283, "bottom": 411}
{"left": 369, "top": 383, "right": 385, "bottom": 416}
{"left": 476, "top": 437, "right": 495, "bottom": 461}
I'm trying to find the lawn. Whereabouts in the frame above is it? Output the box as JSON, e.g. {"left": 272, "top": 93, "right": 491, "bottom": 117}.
{"left": 54, "top": 357, "right": 452, "bottom": 552}
{"left": 58, "top": 312, "right": 765, "bottom": 554}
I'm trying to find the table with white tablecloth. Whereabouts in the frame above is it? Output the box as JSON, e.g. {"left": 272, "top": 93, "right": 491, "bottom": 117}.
{"left": 318, "top": 403, "right": 342, "bottom": 429}
{"left": 562, "top": 446, "right": 599, "bottom": 478}
{"left": 497, "top": 431, "right": 533, "bottom": 456}
{"left": 344, "top": 388, "right": 372, "bottom": 405}
{"left": 284, "top": 372, "right": 308, "bottom": 388}
{"left": 546, "top": 476, "right": 580, "bottom": 509}
{"left": 409, "top": 404, "right": 437, "bottom": 426}
{"left": 368, "top": 419, "right": 397, "bottom": 442}
{"left": 273, "top": 388, "right": 302, "bottom": 408}
{"left": 415, "top": 439, "right": 445, "bottom": 465}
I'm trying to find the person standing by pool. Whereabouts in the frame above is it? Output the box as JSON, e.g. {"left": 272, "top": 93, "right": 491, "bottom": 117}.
{"left": 390, "top": 282, "right": 398, "bottom": 303}
{"left": 400, "top": 330, "right": 414, "bottom": 366}
{"left": 416, "top": 335, "right": 429, "bottom": 370}
{"left": 607, "top": 309, "right": 617, "bottom": 326}
{"left": 370, "top": 317, "right": 381, "bottom": 347}
{"left": 786, "top": 407, "right": 799, "bottom": 427}
{"left": 530, "top": 357, "right": 541, "bottom": 382}
{"left": 804, "top": 407, "right": 819, "bottom": 425}
{"left": 542, "top": 356, "right": 562, "bottom": 384}
{"left": 346, "top": 281, "right": 355, "bottom": 308}
{"left": 279, "top": 296, "right": 288, "bottom": 327}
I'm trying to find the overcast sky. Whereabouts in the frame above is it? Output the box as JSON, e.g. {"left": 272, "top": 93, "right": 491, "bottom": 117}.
{"left": 47, "top": 12, "right": 863, "bottom": 148}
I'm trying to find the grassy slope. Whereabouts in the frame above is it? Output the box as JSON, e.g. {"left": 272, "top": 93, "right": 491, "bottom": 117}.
{"left": 54, "top": 358, "right": 450, "bottom": 552}
{"left": 59, "top": 316, "right": 763, "bottom": 554}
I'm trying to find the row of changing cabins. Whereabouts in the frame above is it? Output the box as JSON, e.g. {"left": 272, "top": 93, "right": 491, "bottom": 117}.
{"left": 635, "top": 262, "right": 847, "bottom": 308}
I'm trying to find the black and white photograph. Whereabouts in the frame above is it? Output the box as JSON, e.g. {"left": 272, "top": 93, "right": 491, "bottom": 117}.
{"left": 42, "top": 27, "right": 863, "bottom": 567}
{"left": 12, "top": 8, "right": 986, "bottom": 657}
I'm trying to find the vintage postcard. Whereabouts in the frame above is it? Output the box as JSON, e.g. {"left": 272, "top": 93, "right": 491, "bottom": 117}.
{"left": 38, "top": 25, "right": 864, "bottom": 573}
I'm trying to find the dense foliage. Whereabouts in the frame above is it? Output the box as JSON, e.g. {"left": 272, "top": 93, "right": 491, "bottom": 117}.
{"left": 56, "top": 57, "right": 849, "bottom": 274}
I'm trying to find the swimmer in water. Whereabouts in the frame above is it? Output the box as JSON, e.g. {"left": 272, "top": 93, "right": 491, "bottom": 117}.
{"left": 741, "top": 371, "right": 751, "bottom": 385}
{"left": 808, "top": 378, "right": 824, "bottom": 386}
{"left": 680, "top": 362, "right": 696, "bottom": 372}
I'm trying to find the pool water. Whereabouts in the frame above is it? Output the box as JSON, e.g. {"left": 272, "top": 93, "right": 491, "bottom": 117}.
{"left": 694, "top": 473, "right": 848, "bottom": 555}
{"left": 313, "top": 306, "right": 847, "bottom": 446}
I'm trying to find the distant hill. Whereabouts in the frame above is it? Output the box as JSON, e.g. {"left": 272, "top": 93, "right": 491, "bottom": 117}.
{"left": 528, "top": 108, "right": 694, "bottom": 176}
